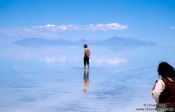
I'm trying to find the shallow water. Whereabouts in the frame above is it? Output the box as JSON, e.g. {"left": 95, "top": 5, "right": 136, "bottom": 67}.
{"left": 0, "top": 44, "right": 174, "bottom": 112}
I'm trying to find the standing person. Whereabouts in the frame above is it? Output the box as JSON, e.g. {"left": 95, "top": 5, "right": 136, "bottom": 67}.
{"left": 83, "top": 44, "right": 90, "bottom": 69}
{"left": 152, "top": 62, "right": 175, "bottom": 112}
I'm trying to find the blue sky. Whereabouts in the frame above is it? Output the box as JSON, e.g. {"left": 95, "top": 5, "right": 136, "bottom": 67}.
{"left": 0, "top": 0, "right": 175, "bottom": 44}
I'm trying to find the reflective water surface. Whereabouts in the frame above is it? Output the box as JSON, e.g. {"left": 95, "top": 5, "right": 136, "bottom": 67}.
{"left": 0, "top": 44, "right": 174, "bottom": 112}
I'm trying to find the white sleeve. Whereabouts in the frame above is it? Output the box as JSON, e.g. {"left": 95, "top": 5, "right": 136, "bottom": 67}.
{"left": 152, "top": 79, "right": 165, "bottom": 103}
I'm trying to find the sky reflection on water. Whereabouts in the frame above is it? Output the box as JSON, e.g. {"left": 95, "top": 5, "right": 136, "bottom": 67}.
{"left": 0, "top": 44, "right": 175, "bottom": 112}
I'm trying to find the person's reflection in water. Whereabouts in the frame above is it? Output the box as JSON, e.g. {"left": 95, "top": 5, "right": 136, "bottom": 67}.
{"left": 83, "top": 69, "right": 90, "bottom": 94}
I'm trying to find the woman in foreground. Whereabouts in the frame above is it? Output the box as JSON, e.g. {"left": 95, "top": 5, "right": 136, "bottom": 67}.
{"left": 152, "top": 62, "right": 175, "bottom": 112}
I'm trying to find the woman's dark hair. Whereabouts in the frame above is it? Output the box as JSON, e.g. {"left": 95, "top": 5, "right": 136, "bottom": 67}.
{"left": 84, "top": 44, "right": 88, "bottom": 48}
{"left": 158, "top": 62, "right": 175, "bottom": 79}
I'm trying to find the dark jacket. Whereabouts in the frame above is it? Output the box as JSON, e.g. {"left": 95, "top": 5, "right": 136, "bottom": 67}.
{"left": 159, "top": 77, "right": 175, "bottom": 108}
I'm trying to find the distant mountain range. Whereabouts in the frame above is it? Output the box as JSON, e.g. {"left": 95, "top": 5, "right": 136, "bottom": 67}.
{"left": 14, "top": 37, "right": 156, "bottom": 46}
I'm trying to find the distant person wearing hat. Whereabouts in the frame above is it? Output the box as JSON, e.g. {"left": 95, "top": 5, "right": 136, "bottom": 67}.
{"left": 83, "top": 44, "right": 90, "bottom": 69}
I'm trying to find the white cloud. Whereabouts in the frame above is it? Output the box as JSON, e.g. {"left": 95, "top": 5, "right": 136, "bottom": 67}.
{"left": 85, "top": 23, "right": 128, "bottom": 31}
{"left": 0, "top": 23, "right": 128, "bottom": 37}
{"left": 34, "top": 24, "right": 80, "bottom": 32}
{"left": 34, "top": 23, "right": 128, "bottom": 32}
{"left": 45, "top": 24, "right": 56, "bottom": 27}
